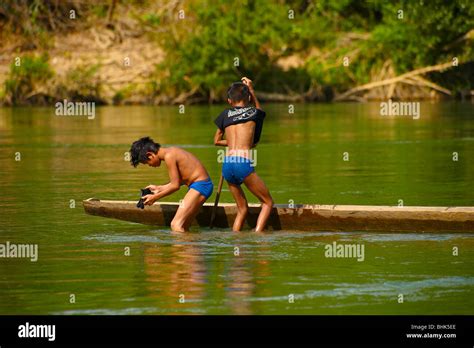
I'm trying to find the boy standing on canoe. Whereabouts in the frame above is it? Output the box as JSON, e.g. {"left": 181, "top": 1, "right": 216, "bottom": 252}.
{"left": 213, "top": 77, "right": 273, "bottom": 232}
{"left": 129, "top": 137, "right": 213, "bottom": 232}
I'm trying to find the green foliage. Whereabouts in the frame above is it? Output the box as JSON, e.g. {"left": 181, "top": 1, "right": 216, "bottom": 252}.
{"left": 60, "top": 64, "right": 102, "bottom": 101}
{"left": 112, "top": 84, "right": 141, "bottom": 105}
{"left": 140, "top": 13, "right": 161, "bottom": 27}
{"left": 367, "top": 0, "right": 474, "bottom": 72}
{"left": 0, "top": 0, "right": 89, "bottom": 38}
{"left": 1, "top": 0, "right": 473, "bottom": 103}
{"left": 4, "top": 54, "right": 53, "bottom": 105}
{"left": 304, "top": 0, "right": 474, "bottom": 92}
{"left": 90, "top": 3, "right": 109, "bottom": 18}
{"left": 154, "top": 0, "right": 474, "bottom": 100}
{"left": 154, "top": 0, "right": 318, "bottom": 101}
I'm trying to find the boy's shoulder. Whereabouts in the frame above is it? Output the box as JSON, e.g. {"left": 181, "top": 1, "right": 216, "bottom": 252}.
{"left": 164, "top": 146, "right": 184, "bottom": 157}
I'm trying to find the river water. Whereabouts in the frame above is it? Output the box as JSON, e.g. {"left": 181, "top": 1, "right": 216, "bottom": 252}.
{"left": 0, "top": 102, "right": 473, "bottom": 314}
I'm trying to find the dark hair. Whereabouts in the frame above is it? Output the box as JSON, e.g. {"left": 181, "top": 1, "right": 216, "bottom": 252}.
{"left": 129, "top": 136, "right": 161, "bottom": 167}
{"left": 227, "top": 82, "right": 250, "bottom": 103}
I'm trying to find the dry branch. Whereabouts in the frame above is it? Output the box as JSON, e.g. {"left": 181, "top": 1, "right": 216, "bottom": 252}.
{"left": 404, "top": 76, "right": 451, "bottom": 95}
{"left": 334, "top": 61, "right": 455, "bottom": 101}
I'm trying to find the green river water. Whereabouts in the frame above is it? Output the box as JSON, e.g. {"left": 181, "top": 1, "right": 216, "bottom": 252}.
{"left": 0, "top": 102, "right": 473, "bottom": 314}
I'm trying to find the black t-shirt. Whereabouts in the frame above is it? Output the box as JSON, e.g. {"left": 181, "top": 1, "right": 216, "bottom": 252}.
{"left": 214, "top": 106, "right": 266, "bottom": 145}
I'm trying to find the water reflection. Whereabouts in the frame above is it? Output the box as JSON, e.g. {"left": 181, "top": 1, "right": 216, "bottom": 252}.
{"left": 143, "top": 233, "right": 206, "bottom": 314}
{"left": 141, "top": 232, "right": 276, "bottom": 314}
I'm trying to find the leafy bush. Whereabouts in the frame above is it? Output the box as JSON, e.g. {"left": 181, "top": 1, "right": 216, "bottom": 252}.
{"left": 50, "top": 64, "right": 104, "bottom": 103}
{"left": 153, "top": 0, "right": 474, "bottom": 100}
{"left": 305, "top": 0, "right": 474, "bottom": 91}
{"left": 4, "top": 54, "right": 53, "bottom": 105}
{"left": 153, "top": 0, "right": 319, "bottom": 102}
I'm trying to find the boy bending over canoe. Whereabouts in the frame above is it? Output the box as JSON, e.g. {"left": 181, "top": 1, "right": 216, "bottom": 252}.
{"left": 213, "top": 77, "right": 273, "bottom": 232}
{"left": 130, "top": 137, "right": 213, "bottom": 232}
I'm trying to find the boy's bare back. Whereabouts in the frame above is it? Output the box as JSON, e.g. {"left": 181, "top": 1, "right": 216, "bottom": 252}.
{"left": 224, "top": 122, "right": 256, "bottom": 152}
{"left": 164, "top": 147, "right": 209, "bottom": 185}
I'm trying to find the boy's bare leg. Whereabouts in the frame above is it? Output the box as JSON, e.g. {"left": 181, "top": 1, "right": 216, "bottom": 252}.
{"left": 171, "top": 189, "right": 206, "bottom": 232}
{"left": 228, "top": 183, "right": 249, "bottom": 232}
{"left": 243, "top": 172, "right": 273, "bottom": 232}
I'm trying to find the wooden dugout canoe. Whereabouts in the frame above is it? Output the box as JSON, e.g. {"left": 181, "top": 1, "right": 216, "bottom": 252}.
{"left": 83, "top": 198, "right": 474, "bottom": 233}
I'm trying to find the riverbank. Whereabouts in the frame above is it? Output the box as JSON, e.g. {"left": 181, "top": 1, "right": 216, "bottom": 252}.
{"left": 1, "top": 1, "right": 473, "bottom": 106}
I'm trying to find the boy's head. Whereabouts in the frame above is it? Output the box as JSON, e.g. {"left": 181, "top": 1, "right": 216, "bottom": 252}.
{"left": 227, "top": 82, "right": 250, "bottom": 106}
{"left": 130, "top": 136, "right": 162, "bottom": 167}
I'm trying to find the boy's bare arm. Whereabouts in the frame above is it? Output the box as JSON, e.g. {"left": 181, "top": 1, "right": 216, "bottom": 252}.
{"left": 214, "top": 128, "right": 227, "bottom": 146}
{"left": 241, "top": 77, "right": 261, "bottom": 110}
{"left": 145, "top": 184, "right": 165, "bottom": 194}
{"left": 249, "top": 88, "right": 261, "bottom": 110}
{"left": 143, "top": 154, "right": 181, "bottom": 205}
